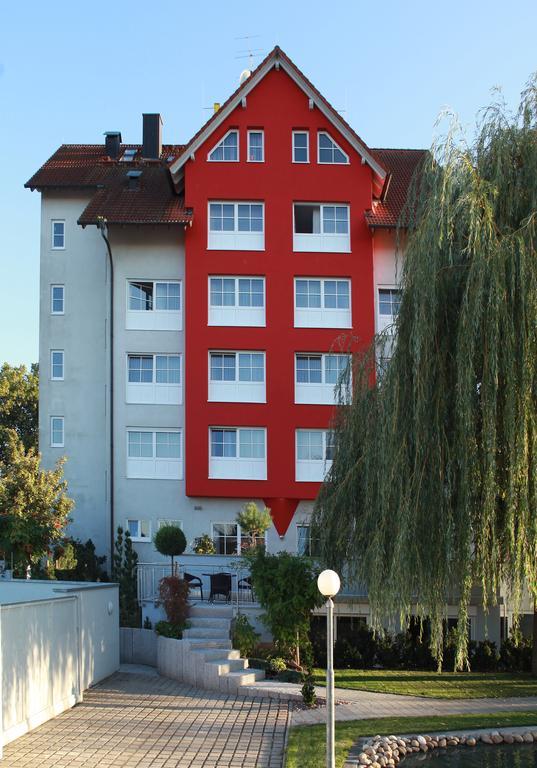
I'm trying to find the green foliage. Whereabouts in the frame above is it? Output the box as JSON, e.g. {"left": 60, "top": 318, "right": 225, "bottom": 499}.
{"left": 500, "top": 632, "right": 532, "bottom": 672}
{"left": 267, "top": 656, "right": 287, "bottom": 674}
{"left": 58, "top": 538, "right": 108, "bottom": 582}
{"left": 53, "top": 541, "right": 77, "bottom": 572}
{"left": 313, "top": 79, "right": 537, "bottom": 671}
{"left": 143, "top": 616, "right": 152, "bottom": 630}
{"left": 153, "top": 524, "right": 186, "bottom": 572}
{"left": 112, "top": 527, "right": 140, "bottom": 627}
{"left": 232, "top": 613, "right": 260, "bottom": 657}
{"left": 301, "top": 670, "right": 317, "bottom": 707}
{"left": 154, "top": 620, "right": 189, "bottom": 639}
{"left": 0, "top": 433, "right": 74, "bottom": 571}
{"left": 0, "top": 363, "right": 38, "bottom": 464}
{"left": 245, "top": 548, "right": 323, "bottom": 664}
{"left": 158, "top": 575, "right": 190, "bottom": 625}
{"left": 192, "top": 533, "right": 216, "bottom": 554}
{"left": 236, "top": 501, "right": 272, "bottom": 548}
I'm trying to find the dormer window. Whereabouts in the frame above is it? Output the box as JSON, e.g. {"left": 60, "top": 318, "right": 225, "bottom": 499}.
{"left": 208, "top": 130, "right": 239, "bottom": 162}
{"left": 120, "top": 148, "right": 138, "bottom": 162}
{"left": 318, "top": 131, "right": 349, "bottom": 164}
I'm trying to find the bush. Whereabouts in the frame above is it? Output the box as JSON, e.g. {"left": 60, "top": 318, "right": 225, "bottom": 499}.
{"left": 248, "top": 657, "right": 269, "bottom": 671}
{"left": 334, "top": 639, "right": 364, "bottom": 669}
{"left": 267, "top": 656, "right": 287, "bottom": 674}
{"left": 232, "top": 613, "right": 260, "bottom": 657}
{"left": 154, "top": 525, "right": 186, "bottom": 572}
{"left": 158, "top": 576, "right": 190, "bottom": 625}
{"left": 500, "top": 633, "right": 532, "bottom": 672}
{"left": 471, "top": 639, "right": 500, "bottom": 672}
{"left": 192, "top": 534, "right": 216, "bottom": 555}
{"left": 301, "top": 671, "right": 317, "bottom": 707}
{"left": 277, "top": 669, "right": 303, "bottom": 683}
{"left": 155, "top": 620, "right": 189, "bottom": 639}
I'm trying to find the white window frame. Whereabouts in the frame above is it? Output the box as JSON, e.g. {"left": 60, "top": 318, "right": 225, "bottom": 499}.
{"left": 50, "top": 416, "right": 64, "bottom": 448}
{"left": 294, "top": 277, "right": 352, "bottom": 329}
{"left": 50, "top": 284, "right": 65, "bottom": 315}
{"left": 209, "top": 427, "right": 267, "bottom": 480}
{"left": 293, "top": 203, "right": 350, "bottom": 253}
{"left": 292, "top": 130, "right": 309, "bottom": 163}
{"left": 126, "top": 519, "right": 152, "bottom": 543}
{"left": 51, "top": 220, "right": 65, "bottom": 250}
{"left": 211, "top": 522, "right": 240, "bottom": 556}
{"left": 294, "top": 352, "right": 350, "bottom": 404}
{"left": 295, "top": 429, "right": 334, "bottom": 482}
{"left": 317, "top": 131, "right": 350, "bottom": 165}
{"left": 126, "top": 428, "right": 183, "bottom": 480}
{"left": 247, "top": 130, "right": 264, "bottom": 162}
{"left": 208, "top": 351, "right": 266, "bottom": 403}
{"left": 126, "top": 354, "right": 182, "bottom": 405}
{"left": 377, "top": 285, "right": 401, "bottom": 333}
{"left": 296, "top": 523, "right": 311, "bottom": 556}
{"left": 208, "top": 202, "right": 265, "bottom": 251}
{"left": 207, "top": 129, "right": 239, "bottom": 162}
{"left": 126, "top": 280, "right": 182, "bottom": 331}
{"left": 50, "top": 349, "right": 64, "bottom": 381}
{"left": 208, "top": 276, "right": 266, "bottom": 327}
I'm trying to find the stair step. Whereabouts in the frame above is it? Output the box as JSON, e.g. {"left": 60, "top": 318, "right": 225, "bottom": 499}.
{"left": 188, "top": 617, "right": 231, "bottom": 629}
{"left": 190, "top": 648, "right": 241, "bottom": 662}
{"left": 206, "top": 658, "right": 248, "bottom": 675}
{"left": 189, "top": 605, "right": 234, "bottom": 618}
{"left": 183, "top": 627, "right": 229, "bottom": 639}
{"left": 224, "top": 669, "right": 265, "bottom": 691}
{"left": 187, "top": 639, "right": 232, "bottom": 649}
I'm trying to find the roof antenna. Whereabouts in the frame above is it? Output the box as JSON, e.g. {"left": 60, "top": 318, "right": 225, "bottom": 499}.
{"left": 234, "top": 35, "right": 263, "bottom": 83}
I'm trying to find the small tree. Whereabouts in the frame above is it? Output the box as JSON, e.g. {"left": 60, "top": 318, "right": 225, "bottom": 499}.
{"left": 158, "top": 576, "right": 190, "bottom": 626}
{"left": 236, "top": 501, "right": 272, "bottom": 549}
{"left": 0, "top": 363, "right": 39, "bottom": 464}
{"left": 192, "top": 534, "right": 216, "bottom": 554}
{"left": 0, "top": 433, "right": 73, "bottom": 574}
{"left": 112, "top": 527, "right": 139, "bottom": 627}
{"left": 245, "top": 548, "right": 324, "bottom": 666}
{"left": 154, "top": 524, "right": 187, "bottom": 574}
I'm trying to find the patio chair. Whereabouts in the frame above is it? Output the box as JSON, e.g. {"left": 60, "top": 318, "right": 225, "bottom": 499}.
{"left": 183, "top": 572, "right": 204, "bottom": 601}
{"left": 209, "top": 572, "right": 232, "bottom": 603}
{"left": 237, "top": 576, "right": 254, "bottom": 602}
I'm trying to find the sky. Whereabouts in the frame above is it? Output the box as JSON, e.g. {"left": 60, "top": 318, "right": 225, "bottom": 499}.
{"left": 0, "top": 0, "right": 535, "bottom": 368}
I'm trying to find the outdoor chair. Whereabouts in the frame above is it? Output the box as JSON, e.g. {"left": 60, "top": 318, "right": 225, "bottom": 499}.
{"left": 183, "top": 572, "right": 204, "bottom": 601}
{"left": 237, "top": 576, "right": 254, "bottom": 602}
{"left": 208, "top": 572, "right": 232, "bottom": 602}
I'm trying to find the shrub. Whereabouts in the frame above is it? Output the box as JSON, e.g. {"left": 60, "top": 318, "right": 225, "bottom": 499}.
{"left": 236, "top": 501, "right": 272, "bottom": 549}
{"left": 57, "top": 538, "right": 108, "bottom": 582}
{"left": 334, "top": 639, "right": 364, "bottom": 669}
{"left": 301, "top": 671, "right": 317, "bottom": 707}
{"left": 267, "top": 656, "right": 287, "bottom": 674}
{"left": 192, "top": 534, "right": 216, "bottom": 555}
{"left": 470, "top": 639, "right": 500, "bottom": 672}
{"left": 154, "top": 525, "right": 186, "bottom": 573}
{"left": 112, "top": 527, "right": 139, "bottom": 628}
{"left": 500, "top": 633, "right": 532, "bottom": 672}
{"left": 158, "top": 576, "right": 190, "bottom": 625}
{"left": 155, "top": 620, "right": 189, "bottom": 639}
{"left": 232, "top": 613, "right": 260, "bottom": 657}
{"left": 143, "top": 616, "right": 152, "bottom": 630}
{"left": 248, "top": 657, "right": 269, "bottom": 671}
{"left": 277, "top": 669, "right": 303, "bottom": 683}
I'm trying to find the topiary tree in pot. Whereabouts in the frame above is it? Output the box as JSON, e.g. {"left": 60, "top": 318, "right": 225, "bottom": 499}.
{"left": 154, "top": 524, "right": 187, "bottom": 575}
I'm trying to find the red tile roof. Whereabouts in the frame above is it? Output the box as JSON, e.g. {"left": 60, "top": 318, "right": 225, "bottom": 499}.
{"left": 365, "top": 149, "right": 428, "bottom": 227}
{"left": 25, "top": 144, "right": 191, "bottom": 226}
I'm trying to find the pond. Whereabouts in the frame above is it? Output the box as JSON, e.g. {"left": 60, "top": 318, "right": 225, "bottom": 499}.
{"left": 403, "top": 742, "right": 537, "bottom": 766}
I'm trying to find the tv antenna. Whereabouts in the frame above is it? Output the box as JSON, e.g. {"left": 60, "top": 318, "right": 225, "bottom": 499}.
{"left": 234, "top": 34, "right": 263, "bottom": 71}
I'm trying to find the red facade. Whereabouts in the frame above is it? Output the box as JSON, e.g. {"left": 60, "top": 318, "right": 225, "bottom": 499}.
{"left": 183, "top": 67, "right": 378, "bottom": 532}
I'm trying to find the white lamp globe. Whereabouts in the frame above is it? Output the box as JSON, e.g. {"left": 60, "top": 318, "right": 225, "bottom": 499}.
{"left": 317, "top": 569, "right": 341, "bottom": 597}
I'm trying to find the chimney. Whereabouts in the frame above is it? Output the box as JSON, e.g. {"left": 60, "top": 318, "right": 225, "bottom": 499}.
{"left": 213, "top": 102, "right": 221, "bottom": 114}
{"left": 142, "top": 114, "right": 162, "bottom": 159}
{"left": 104, "top": 131, "right": 122, "bottom": 159}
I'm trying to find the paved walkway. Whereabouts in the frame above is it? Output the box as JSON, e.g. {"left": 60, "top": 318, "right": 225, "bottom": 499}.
{"left": 291, "top": 686, "right": 537, "bottom": 726}
{"left": 2, "top": 667, "right": 289, "bottom": 768}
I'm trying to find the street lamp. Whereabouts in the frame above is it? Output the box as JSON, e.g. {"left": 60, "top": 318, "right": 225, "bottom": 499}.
{"left": 317, "top": 569, "right": 340, "bottom": 768}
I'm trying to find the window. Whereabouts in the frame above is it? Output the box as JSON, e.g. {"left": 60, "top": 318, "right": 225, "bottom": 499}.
{"left": 247, "top": 130, "right": 264, "bottom": 162}
{"left": 208, "top": 130, "right": 239, "bottom": 162}
{"left": 297, "top": 524, "right": 311, "bottom": 556}
{"left": 294, "top": 278, "right": 351, "bottom": 328}
{"left": 295, "top": 429, "right": 334, "bottom": 482}
{"left": 126, "top": 280, "right": 182, "bottom": 331}
{"left": 51, "top": 285, "right": 64, "bottom": 314}
{"left": 295, "top": 353, "right": 350, "bottom": 404}
{"left": 293, "top": 131, "right": 309, "bottom": 163}
{"left": 209, "top": 427, "right": 267, "bottom": 480}
{"left": 317, "top": 131, "right": 349, "bottom": 164}
{"left": 212, "top": 523, "right": 239, "bottom": 555}
{"left": 293, "top": 204, "right": 350, "bottom": 252}
{"left": 50, "top": 416, "right": 64, "bottom": 448}
{"left": 208, "top": 276, "right": 265, "bottom": 326}
{"left": 208, "top": 203, "right": 264, "bottom": 251}
{"left": 126, "top": 519, "right": 151, "bottom": 541}
{"left": 50, "top": 350, "right": 64, "bottom": 380}
{"left": 209, "top": 352, "right": 265, "bottom": 402}
{"left": 126, "top": 354, "right": 182, "bottom": 404}
{"left": 378, "top": 288, "right": 401, "bottom": 332}
{"left": 51, "top": 220, "right": 65, "bottom": 249}
{"left": 127, "top": 429, "right": 183, "bottom": 479}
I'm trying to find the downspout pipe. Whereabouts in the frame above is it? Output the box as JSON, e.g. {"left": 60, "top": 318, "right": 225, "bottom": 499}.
{"left": 97, "top": 218, "right": 114, "bottom": 568}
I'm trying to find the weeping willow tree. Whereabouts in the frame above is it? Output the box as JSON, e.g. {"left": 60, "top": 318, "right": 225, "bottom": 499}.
{"left": 313, "top": 79, "right": 537, "bottom": 671}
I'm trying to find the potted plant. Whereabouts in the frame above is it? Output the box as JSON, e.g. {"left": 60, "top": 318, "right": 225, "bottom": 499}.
{"left": 192, "top": 534, "right": 216, "bottom": 555}
{"left": 154, "top": 524, "right": 187, "bottom": 574}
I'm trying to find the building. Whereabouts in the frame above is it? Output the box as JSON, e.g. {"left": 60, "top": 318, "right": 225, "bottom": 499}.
{"left": 30, "top": 45, "right": 501, "bottom": 639}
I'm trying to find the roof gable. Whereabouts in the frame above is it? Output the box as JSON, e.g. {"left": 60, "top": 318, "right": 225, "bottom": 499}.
{"left": 169, "top": 46, "right": 387, "bottom": 193}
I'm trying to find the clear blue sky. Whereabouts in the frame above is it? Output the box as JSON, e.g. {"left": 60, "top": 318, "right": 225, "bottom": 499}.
{"left": 1, "top": 0, "right": 535, "bottom": 367}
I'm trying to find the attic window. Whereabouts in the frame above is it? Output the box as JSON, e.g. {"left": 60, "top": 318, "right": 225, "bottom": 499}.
{"left": 121, "top": 148, "right": 138, "bottom": 162}
{"left": 127, "top": 170, "right": 142, "bottom": 189}
{"left": 208, "top": 130, "right": 239, "bottom": 162}
{"left": 318, "top": 132, "right": 349, "bottom": 164}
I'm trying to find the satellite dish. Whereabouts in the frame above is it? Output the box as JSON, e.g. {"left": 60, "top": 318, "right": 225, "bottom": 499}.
{"left": 239, "top": 69, "right": 252, "bottom": 85}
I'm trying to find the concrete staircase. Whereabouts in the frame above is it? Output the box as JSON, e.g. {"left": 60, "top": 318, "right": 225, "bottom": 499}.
{"left": 181, "top": 605, "right": 265, "bottom": 694}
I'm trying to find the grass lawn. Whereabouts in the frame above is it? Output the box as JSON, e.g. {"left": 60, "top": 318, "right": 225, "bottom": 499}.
{"left": 285, "top": 711, "right": 537, "bottom": 768}
{"left": 313, "top": 669, "right": 537, "bottom": 699}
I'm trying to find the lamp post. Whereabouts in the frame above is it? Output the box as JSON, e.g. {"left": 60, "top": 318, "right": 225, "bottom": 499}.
{"left": 317, "top": 569, "right": 340, "bottom": 768}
